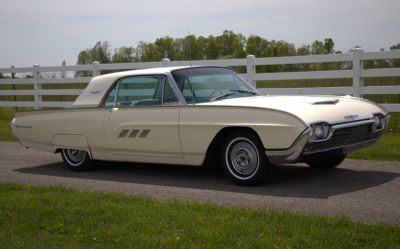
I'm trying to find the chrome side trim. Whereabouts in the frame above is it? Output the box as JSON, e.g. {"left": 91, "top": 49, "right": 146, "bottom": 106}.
{"left": 15, "top": 125, "right": 33, "bottom": 128}
{"left": 265, "top": 129, "right": 310, "bottom": 165}
{"left": 331, "top": 119, "right": 374, "bottom": 130}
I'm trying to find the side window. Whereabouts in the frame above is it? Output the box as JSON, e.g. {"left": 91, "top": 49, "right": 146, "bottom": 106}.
{"left": 163, "top": 80, "right": 178, "bottom": 104}
{"left": 117, "top": 76, "right": 162, "bottom": 107}
{"left": 181, "top": 79, "right": 195, "bottom": 103}
{"left": 104, "top": 85, "right": 117, "bottom": 107}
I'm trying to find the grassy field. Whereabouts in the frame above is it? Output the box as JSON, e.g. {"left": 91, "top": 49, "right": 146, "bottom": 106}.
{"left": 0, "top": 183, "right": 399, "bottom": 249}
{"left": 348, "top": 133, "right": 400, "bottom": 161}
{"left": 0, "top": 107, "right": 15, "bottom": 141}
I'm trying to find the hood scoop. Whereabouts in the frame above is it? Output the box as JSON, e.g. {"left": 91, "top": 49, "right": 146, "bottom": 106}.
{"left": 311, "top": 99, "right": 339, "bottom": 105}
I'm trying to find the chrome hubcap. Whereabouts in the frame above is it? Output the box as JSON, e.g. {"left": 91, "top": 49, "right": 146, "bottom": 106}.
{"left": 229, "top": 141, "right": 258, "bottom": 176}
{"left": 65, "top": 149, "right": 85, "bottom": 165}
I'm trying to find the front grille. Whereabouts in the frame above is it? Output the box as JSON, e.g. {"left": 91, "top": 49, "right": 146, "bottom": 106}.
{"left": 304, "top": 124, "right": 382, "bottom": 153}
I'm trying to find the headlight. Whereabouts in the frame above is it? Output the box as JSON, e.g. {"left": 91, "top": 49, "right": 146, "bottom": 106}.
{"left": 372, "top": 114, "right": 385, "bottom": 131}
{"left": 310, "top": 122, "right": 331, "bottom": 141}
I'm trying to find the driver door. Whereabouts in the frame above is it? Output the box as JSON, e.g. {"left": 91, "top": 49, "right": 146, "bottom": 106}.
{"left": 104, "top": 75, "right": 182, "bottom": 158}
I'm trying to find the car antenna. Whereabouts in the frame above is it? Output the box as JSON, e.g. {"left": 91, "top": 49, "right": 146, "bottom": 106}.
{"left": 188, "top": 29, "right": 192, "bottom": 67}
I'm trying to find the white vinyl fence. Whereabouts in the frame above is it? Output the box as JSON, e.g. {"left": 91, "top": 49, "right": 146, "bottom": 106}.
{"left": 0, "top": 48, "right": 399, "bottom": 112}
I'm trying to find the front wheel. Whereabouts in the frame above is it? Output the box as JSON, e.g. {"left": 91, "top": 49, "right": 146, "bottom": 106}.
{"left": 61, "top": 149, "right": 94, "bottom": 171}
{"left": 221, "top": 131, "right": 271, "bottom": 186}
{"left": 306, "top": 154, "right": 346, "bottom": 169}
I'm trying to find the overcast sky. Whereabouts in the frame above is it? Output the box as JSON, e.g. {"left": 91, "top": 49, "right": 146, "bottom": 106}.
{"left": 1, "top": 0, "right": 399, "bottom": 68}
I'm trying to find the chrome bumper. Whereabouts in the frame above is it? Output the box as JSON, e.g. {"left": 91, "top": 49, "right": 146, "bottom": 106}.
{"left": 265, "top": 117, "right": 388, "bottom": 165}
{"left": 265, "top": 129, "right": 310, "bottom": 165}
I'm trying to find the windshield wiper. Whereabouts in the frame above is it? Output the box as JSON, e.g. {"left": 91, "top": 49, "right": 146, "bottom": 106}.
{"left": 211, "top": 89, "right": 258, "bottom": 101}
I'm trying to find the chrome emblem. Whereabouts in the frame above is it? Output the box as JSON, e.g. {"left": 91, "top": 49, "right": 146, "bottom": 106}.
{"left": 118, "top": 129, "right": 151, "bottom": 138}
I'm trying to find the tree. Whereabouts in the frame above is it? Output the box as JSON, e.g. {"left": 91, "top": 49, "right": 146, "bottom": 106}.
{"left": 135, "top": 41, "right": 146, "bottom": 61}
{"left": 274, "top": 40, "right": 296, "bottom": 56}
{"left": 77, "top": 50, "right": 91, "bottom": 65}
{"left": 112, "top": 47, "right": 136, "bottom": 63}
{"left": 93, "top": 41, "right": 111, "bottom": 63}
{"left": 204, "top": 35, "right": 220, "bottom": 59}
{"left": 390, "top": 43, "right": 400, "bottom": 50}
{"left": 76, "top": 41, "right": 111, "bottom": 76}
{"left": 324, "top": 38, "right": 335, "bottom": 53}
{"left": 390, "top": 43, "right": 400, "bottom": 67}
{"left": 183, "top": 35, "right": 203, "bottom": 60}
{"left": 155, "top": 36, "right": 177, "bottom": 60}
{"left": 138, "top": 42, "right": 162, "bottom": 62}
{"left": 273, "top": 41, "right": 296, "bottom": 71}
{"left": 216, "top": 30, "right": 246, "bottom": 58}
{"left": 245, "top": 35, "right": 270, "bottom": 57}
{"left": 311, "top": 40, "right": 324, "bottom": 55}
{"left": 197, "top": 36, "right": 208, "bottom": 59}
{"left": 296, "top": 45, "right": 311, "bottom": 71}
{"left": 296, "top": 45, "right": 311, "bottom": 56}
{"left": 76, "top": 41, "right": 111, "bottom": 65}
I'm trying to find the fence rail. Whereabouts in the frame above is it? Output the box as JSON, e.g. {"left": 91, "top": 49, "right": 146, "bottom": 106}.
{"left": 0, "top": 49, "right": 399, "bottom": 112}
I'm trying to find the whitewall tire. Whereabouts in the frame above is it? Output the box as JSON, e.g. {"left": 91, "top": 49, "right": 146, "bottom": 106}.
{"left": 61, "top": 149, "right": 94, "bottom": 171}
{"left": 221, "top": 131, "right": 271, "bottom": 186}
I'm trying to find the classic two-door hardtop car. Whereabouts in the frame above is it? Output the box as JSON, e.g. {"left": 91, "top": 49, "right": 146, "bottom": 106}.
{"left": 10, "top": 66, "right": 389, "bottom": 185}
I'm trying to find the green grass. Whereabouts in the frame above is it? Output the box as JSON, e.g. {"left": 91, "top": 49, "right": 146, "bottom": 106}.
{"left": 0, "top": 183, "right": 399, "bottom": 249}
{"left": 349, "top": 133, "right": 400, "bottom": 161}
{"left": 0, "top": 121, "right": 14, "bottom": 141}
{"left": 0, "top": 107, "right": 15, "bottom": 142}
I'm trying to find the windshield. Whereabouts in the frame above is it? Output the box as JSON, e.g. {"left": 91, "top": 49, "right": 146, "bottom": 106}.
{"left": 171, "top": 67, "right": 261, "bottom": 104}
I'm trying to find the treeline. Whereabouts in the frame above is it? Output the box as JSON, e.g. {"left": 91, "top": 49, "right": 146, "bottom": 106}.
{"left": 1, "top": 30, "right": 399, "bottom": 79}
{"left": 74, "top": 30, "right": 400, "bottom": 76}
{"left": 76, "top": 30, "right": 339, "bottom": 65}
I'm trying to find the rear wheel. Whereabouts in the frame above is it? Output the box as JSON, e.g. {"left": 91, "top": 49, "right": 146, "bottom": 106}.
{"left": 61, "top": 149, "right": 94, "bottom": 171}
{"left": 306, "top": 154, "right": 346, "bottom": 169}
{"left": 221, "top": 131, "right": 271, "bottom": 186}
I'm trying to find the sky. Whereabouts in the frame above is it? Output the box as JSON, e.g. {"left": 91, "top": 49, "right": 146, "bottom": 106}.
{"left": 1, "top": 0, "right": 399, "bottom": 68}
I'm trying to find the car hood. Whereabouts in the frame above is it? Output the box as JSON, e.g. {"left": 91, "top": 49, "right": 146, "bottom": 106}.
{"left": 197, "top": 95, "right": 388, "bottom": 124}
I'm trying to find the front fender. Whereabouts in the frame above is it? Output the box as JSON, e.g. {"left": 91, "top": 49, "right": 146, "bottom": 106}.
{"left": 179, "top": 106, "right": 307, "bottom": 165}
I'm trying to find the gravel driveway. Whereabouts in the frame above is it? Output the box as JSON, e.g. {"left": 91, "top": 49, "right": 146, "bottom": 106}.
{"left": 1, "top": 141, "right": 399, "bottom": 224}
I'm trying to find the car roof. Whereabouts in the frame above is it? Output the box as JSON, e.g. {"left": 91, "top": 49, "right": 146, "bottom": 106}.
{"left": 72, "top": 66, "right": 224, "bottom": 108}
{"left": 97, "top": 66, "right": 191, "bottom": 79}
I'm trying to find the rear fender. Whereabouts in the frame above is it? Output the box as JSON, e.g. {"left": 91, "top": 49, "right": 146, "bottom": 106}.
{"left": 52, "top": 134, "right": 92, "bottom": 158}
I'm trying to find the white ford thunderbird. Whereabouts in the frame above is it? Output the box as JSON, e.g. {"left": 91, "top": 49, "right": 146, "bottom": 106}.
{"left": 10, "top": 66, "right": 389, "bottom": 185}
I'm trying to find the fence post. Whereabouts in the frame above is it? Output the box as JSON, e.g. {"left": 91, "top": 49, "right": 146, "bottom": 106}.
{"left": 92, "top": 61, "right": 100, "bottom": 77}
{"left": 11, "top": 66, "right": 17, "bottom": 112}
{"left": 161, "top": 58, "right": 170, "bottom": 67}
{"left": 246, "top": 55, "right": 256, "bottom": 87}
{"left": 33, "top": 64, "right": 41, "bottom": 110}
{"left": 352, "top": 48, "right": 364, "bottom": 97}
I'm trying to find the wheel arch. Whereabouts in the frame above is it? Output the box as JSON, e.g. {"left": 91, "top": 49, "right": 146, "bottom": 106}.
{"left": 52, "top": 134, "right": 93, "bottom": 159}
{"left": 203, "top": 126, "right": 263, "bottom": 167}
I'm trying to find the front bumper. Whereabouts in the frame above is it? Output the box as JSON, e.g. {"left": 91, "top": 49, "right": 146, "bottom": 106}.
{"left": 265, "top": 129, "right": 310, "bottom": 165}
{"left": 265, "top": 116, "right": 388, "bottom": 165}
